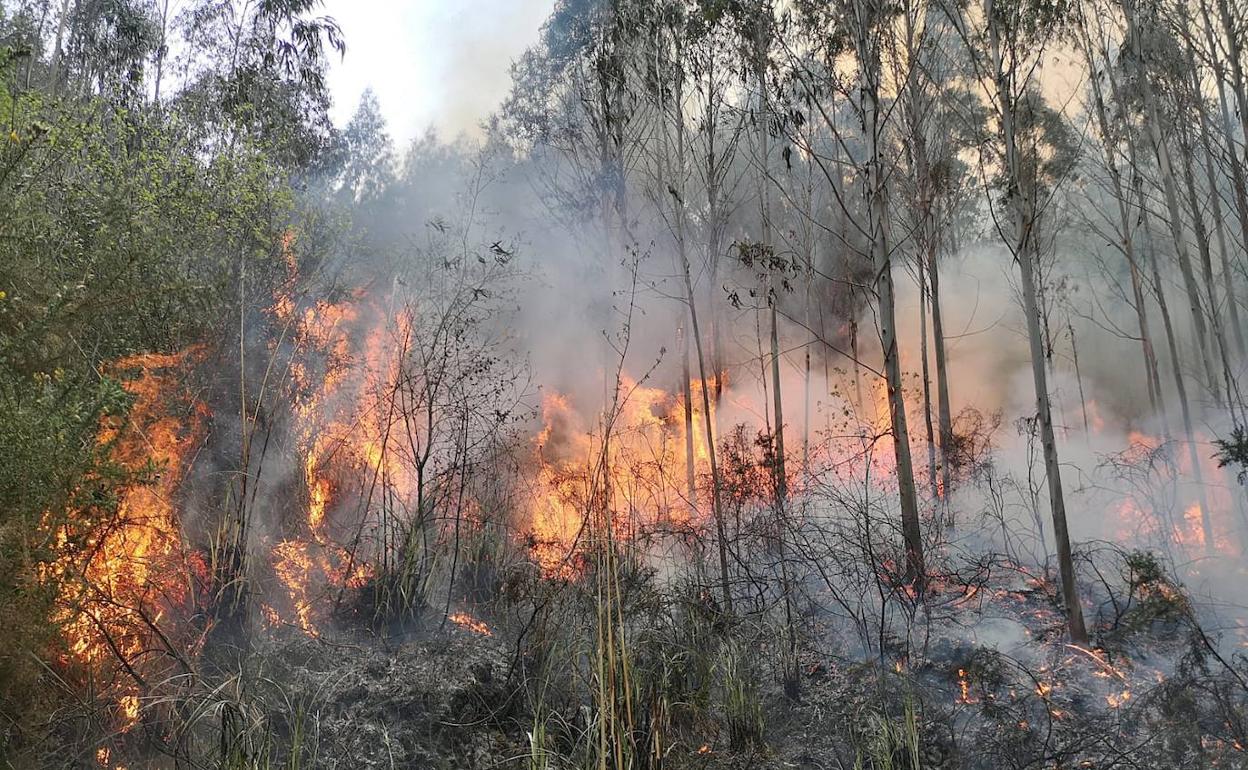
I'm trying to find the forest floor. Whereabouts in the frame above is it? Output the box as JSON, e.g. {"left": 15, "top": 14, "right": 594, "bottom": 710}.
{"left": 237, "top": 551, "right": 1240, "bottom": 770}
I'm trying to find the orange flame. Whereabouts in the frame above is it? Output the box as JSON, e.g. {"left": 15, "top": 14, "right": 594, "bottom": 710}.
{"left": 49, "top": 348, "right": 209, "bottom": 737}
{"left": 528, "top": 374, "right": 720, "bottom": 577}
{"left": 448, "top": 612, "right": 492, "bottom": 636}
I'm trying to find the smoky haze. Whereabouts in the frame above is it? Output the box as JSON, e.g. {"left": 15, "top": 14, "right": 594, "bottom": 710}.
{"left": 323, "top": 0, "right": 556, "bottom": 142}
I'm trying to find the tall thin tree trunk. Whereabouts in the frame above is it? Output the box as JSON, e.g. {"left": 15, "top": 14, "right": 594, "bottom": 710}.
{"left": 661, "top": 31, "right": 733, "bottom": 614}
{"left": 1070, "top": 322, "right": 1090, "bottom": 435}
{"left": 857, "top": 0, "right": 925, "bottom": 586}
{"left": 682, "top": 323, "right": 697, "bottom": 508}
{"left": 753, "top": 8, "right": 799, "bottom": 692}
{"left": 1112, "top": 50, "right": 1218, "bottom": 556}
{"left": 1173, "top": 2, "right": 1236, "bottom": 387}
{"left": 1178, "top": 12, "right": 1244, "bottom": 415}
{"left": 920, "top": 264, "right": 941, "bottom": 506}
{"left": 1127, "top": 0, "right": 1222, "bottom": 408}
{"left": 1200, "top": 0, "right": 1248, "bottom": 358}
{"left": 1078, "top": 14, "right": 1166, "bottom": 425}
{"left": 1177, "top": 134, "right": 1236, "bottom": 415}
{"left": 48, "top": 0, "right": 73, "bottom": 91}
{"left": 928, "top": 217, "right": 955, "bottom": 518}
{"left": 756, "top": 23, "right": 788, "bottom": 522}
{"left": 988, "top": 0, "right": 1086, "bottom": 642}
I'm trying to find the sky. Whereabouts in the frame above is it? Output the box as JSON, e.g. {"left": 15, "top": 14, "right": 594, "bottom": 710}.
{"left": 320, "top": 0, "right": 556, "bottom": 146}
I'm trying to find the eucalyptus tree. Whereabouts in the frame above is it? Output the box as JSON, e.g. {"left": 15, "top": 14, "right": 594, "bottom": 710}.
{"left": 1073, "top": 1, "right": 1166, "bottom": 422}
{"left": 503, "top": 3, "right": 672, "bottom": 586}
{"left": 948, "top": 0, "right": 1089, "bottom": 641}
{"left": 1195, "top": 0, "right": 1248, "bottom": 362}
{"left": 1117, "top": 0, "right": 1224, "bottom": 411}
{"left": 887, "top": 0, "right": 978, "bottom": 520}
{"left": 1113, "top": 0, "right": 1220, "bottom": 553}
{"left": 175, "top": 0, "right": 345, "bottom": 166}
{"left": 337, "top": 88, "right": 397, "bottom": 205}
{"left": 791, "top": 0, "right": 927, "bottom": 587}
{"left": 634, "top": 0, "right": 735, "bottom": 613}
{"left": 686, "top": 0, "right": 748, "bottom": 405}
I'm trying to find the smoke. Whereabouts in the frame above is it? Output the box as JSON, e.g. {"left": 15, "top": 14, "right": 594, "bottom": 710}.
{"left": 324, "top": 0, "right": 556, "bottom": 141}
{"left": 201, "top": 5, "right": 1248, "bottom": 654}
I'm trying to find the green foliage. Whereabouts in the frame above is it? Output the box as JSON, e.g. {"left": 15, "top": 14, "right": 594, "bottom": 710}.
{"left": 0, "top": 37, "right": 303, "bottom": 759}
{"left": 853, "top": 694, "right": 921, "bottom": 770}
{"left": 990, "top": 0, "right": 1074, "bottom": 47}
{"left": 1215, "top": 426, "right": 1248, "bottom": 485}
{"left": 178, "top": 0, "right": 345, "bottom": 167}
{"left": 1120, "top": 550, "right": 1191, "bottom": 630}
{"left": 0, "top": 98, "right": 294, "bottom": 374}
{"left": 0, "top": 368, "right": 132, "bottom": 750}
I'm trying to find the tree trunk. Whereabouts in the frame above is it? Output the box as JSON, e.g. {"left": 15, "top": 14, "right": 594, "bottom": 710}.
{"left": 755, "top": 17, "right": 788, "bottom": 522}
{"left": 920, "top": 263, "right": 941, "bottom": 507}
{"left": 988, "top": 0, "right": 1086, "bottom": 642}
{"left": 928, "top": 220, "right": 955, "bottom": 519}
{"left": 682, "top": 323, "right": 697, "bottom": 508}
{"left": 1127, "top": 0, "right": 1222, "bottom": 408}
{"left": 48, "top": 0, "right": 73, "bottom": 91}
{"left": 1177, "top": 134, "right": 1236, "bottom": 415}
{"left": 662, "top": 30, "right": 733, "bottom": 614}
{"left": 1078, "top": 12, "right": 1166, "bottom": 426}
{"left": 1109, "top": 45, "right": 1218, "bottom": 556}
{"left": 1199, "top": 0, "right": 1248, "bottom": 358}
{"left": 857, "top": 0, "right": 925, "bottom": 586}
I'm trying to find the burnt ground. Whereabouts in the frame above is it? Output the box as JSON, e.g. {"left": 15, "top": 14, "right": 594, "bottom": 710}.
{"left": 229, "top": 553, "right": 1248, "bottom": 770}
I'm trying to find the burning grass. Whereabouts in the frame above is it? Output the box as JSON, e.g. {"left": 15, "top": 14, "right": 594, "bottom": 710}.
{"left": 32, "top": 250, "right": 1248, "bottom": 770}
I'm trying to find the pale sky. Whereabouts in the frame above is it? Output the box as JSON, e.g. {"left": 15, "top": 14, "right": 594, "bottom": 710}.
{"left": 320, "top": 0, "right": 556, "bottom": 145}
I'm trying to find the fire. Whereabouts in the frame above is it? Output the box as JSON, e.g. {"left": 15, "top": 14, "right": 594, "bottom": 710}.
{"left": 51, "top": 348, "right": 208, "bottom": 733}
{"left": 448, "top": 612, "right": 492, "bottom": 636}
{"left": 1088, "top": 401, "right": 1108, "bottom": 431}
{"left": 1108, "top": 429, "right": 1238, "bottom": 557}
{"left": 118, "top": 694, "right": 140, "bottom": 725}
{"left": 266, "top": 257, "right": 421, "bottom": 633}
{"left": 528, "top": 374, "right": 719, "bottom": 576}
{"left": 523, "top": 363, "right": 944, "bottom": 577}
{"left": 271, "top": 540, "right": 323, "bottom": 636}
{"left": 1179, "top": 502, "right": 1207, "bottom": 551}
{"left": 956, "top": 668, "right": 974, "bottom": 703}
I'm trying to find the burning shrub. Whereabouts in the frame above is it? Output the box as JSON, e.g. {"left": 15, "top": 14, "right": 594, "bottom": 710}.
{"left": 0, "top": 370, "right": 133, "bottom": 756}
